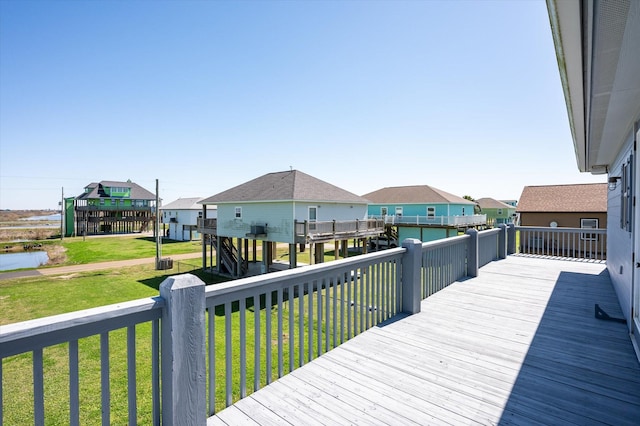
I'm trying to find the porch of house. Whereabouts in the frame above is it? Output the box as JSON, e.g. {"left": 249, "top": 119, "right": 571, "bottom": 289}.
{"left": 208, "top": 255, "right": 640, "bottom": 425}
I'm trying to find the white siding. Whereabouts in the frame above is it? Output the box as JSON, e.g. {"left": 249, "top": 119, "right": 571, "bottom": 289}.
{"left": 293, "top": 202, "right": 368, "bottom": 222}
{"left": 216, "top": 202, "right": 369, "bottom": 244}
{"left": 217, "top": 202, "right": 295, "bottom": 244}
{"left": 606, "top": 132, "right": 635, "bottom": 323}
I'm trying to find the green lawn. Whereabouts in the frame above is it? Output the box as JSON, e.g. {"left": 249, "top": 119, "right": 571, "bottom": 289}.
{"left": 58, "top": 235, "right": 201, "bottom": 265}
{"left": 1, "top": 240, "right": 382, "bottom": 424}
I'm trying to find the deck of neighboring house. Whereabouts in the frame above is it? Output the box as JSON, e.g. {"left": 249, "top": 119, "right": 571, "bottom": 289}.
{"left": 208, "top": 256, "right": 640, "bottom": 425}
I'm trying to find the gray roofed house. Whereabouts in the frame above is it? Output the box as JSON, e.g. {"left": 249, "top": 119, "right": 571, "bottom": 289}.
{"left": 198, "top": 170, "right": 383, "bottom": 277}
{"left": 161, "top": 197, "right": 214, "bottom": 242}
{"left": 200, "top": 170, "right": 368, "bottom": 204}
{"left": 363, "top": 185, "right": 474, "bottom": 205}
{"left": 476, "top": 197, "right": 516, "bottom": 226}
{"left": 363, "top": 185, "right": 485, "bottom": 244}
{"left": 66, "top": 180, "right": 156, "bottom": 237}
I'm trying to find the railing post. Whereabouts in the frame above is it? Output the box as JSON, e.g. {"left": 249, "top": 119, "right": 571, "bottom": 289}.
{"left": 160, "top": 274, "right": 206, "bottom": 425}
{"left": 401, "top": 238, "right": 423, "bottom": 314}
{"left": 466, "top": 228, "right": 479, "bottom": 278}
{"left": 507, "top": 224, "right": 516, "bottom": 254}
{"left": 498, "top": 224, "right": 507, "bottom": 259}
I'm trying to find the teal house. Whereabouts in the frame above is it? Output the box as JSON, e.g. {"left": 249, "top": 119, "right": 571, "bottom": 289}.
{"left": 475, "top": 198, "right": 517, "bottom": 226}
{"left": 363, "top": 185, "right": 486, "bottom": 243}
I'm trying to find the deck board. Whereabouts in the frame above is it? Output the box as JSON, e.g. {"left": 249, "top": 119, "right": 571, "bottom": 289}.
{"left": 208, "top": 256, "right": 640, "bottom": 425}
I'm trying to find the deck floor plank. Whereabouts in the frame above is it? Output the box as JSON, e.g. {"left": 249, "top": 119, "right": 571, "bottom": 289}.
{"left": 209, "top": 256, "right": 640, "bottom": 425}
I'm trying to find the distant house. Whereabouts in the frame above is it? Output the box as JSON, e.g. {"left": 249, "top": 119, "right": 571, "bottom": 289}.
{"left": 199, "top": 170, "right": 383, "bottom": 276}
{"left": 516, "top": 183, "right": 607, "bottom": 228}
{"left": 161, "top": 197, "right": 216, "bottom": 241}
{"left": 500, "top": 199, "right": 518, "bottom": 208}
{"left": 363, "top": 185, "right": 486, "bottom": 243}
{"left": 476, "top": 198, "right": 516, "bottom": 226}
{"left": 516, "top": 183, "right": 608, "bottom": 257}
{"left": 65, "top": 180, "right": 156, "bottom": 237}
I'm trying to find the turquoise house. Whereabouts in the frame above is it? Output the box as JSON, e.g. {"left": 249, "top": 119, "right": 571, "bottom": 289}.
{"left": 363, "top": 185, "right": 486, "bottom": 243}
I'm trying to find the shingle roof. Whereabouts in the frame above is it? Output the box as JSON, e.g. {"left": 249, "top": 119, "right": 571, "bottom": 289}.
{"left": 476, "top": 198, "right": 514, "bottom": 210}
{"left": 362, "top": 185, "right": 475, "bottom": 205}
{"left": 201, "top": 170, "right": 368, "bottom": 204}
{"left": 516, "top": 183, "right": 607, "bottom": 212}
{"left": 161, "top": 197, "right": 207, "bottom": 210}
{"left": 76, "top": 180, "right": 155, "bottom": 200}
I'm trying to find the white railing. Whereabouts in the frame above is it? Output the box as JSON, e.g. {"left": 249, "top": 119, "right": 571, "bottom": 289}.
{"left": 294, "top": 219, "right": 385, "bottom": 242}
{"left": 8, "top": 224, "right": 602, "bottom": 424}
{"left": 375, "top": 214, "right": 487, "bottom": 227}
{"left": 514, "top": 226, "right": 607, "bottom": 261}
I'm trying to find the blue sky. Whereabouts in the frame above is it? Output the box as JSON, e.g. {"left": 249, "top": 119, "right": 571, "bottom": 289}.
{"left": 0, "top": 0, "right": 604, "bottom": 210}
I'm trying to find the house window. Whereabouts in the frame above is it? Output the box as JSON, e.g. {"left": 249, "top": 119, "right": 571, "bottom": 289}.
{"left": 380, "top": 207, "right": 388, "bottom": 216}
{"left": 497, "top": 208, "right": 503, "bottom": 215}
{"left": 427, "top": 206, "right": 435, "bottom": 218}
{"left": 235, "top": 207, "right": 242, "bottom": 219}
{"left": 100, "top": 198, "right": 105, "bottom": 206}
{"left": 395, "top": 207, "right": 403, "bottom": 217}
{"left": 308, "top": 206, "right": 317, "bottom": 231}
{"left": 580, "top": 218, "right": 599, "bottom": 241}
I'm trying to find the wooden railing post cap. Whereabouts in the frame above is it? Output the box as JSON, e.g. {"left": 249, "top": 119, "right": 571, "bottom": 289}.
{"left": 401, "top": 238, "right": 422, "bottom": 247}
{"left": 160, "top": 273, "right": 205, "bottom": 293}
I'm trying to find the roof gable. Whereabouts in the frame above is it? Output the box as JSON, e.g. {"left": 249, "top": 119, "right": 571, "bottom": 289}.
{"left": 161, "top": 197, "right": 207, "bottom": 210}
{"left": 201, "top": 170, "right": 367, "bottom": 204}
{"left": 362, "top": 185, "right": 475, "bottom": 205}
{"left": 476, "top": 198, "right": 514, "bottom": 210}
{"left": 76, "top": 180, "right": 155, "bottom": 200}
{"left": 516, "top": 183, "right": 607, "bottom": 213}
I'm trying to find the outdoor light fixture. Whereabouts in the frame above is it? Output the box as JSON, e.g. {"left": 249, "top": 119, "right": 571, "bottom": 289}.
{"left": 608, "top": 176, "right": 621, "bottom": 191}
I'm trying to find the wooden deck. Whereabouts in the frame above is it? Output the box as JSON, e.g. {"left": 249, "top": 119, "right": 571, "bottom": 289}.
{"left": 208, "top": 256, "right": 640, "bottom": 425}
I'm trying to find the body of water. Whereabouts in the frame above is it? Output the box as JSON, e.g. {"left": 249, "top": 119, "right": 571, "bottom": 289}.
{"left": 20, "top": 214, "right": 61, "bottom": 221}
{"left": 0, "top": 251, "right": 49, "bottom": 271}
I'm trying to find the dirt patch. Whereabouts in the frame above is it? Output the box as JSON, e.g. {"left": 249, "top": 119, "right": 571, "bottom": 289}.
{"left": 44, "top": 245, "right": 67, "bottom": 266}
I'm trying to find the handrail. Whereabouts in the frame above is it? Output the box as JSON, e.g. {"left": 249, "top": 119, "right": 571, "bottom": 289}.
{"left": 0, "top": 297, "right": 164, "bottom": 358}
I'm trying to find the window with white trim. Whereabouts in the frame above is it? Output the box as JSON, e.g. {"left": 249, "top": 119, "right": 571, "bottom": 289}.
{"left": 427, "top": 206, "right": 435, "bottom": 218}
{"left": 380, "top": 207, "right": 388, "bottom": 216}
{"left": 395, "top": 207, "right": 403, "bottom": 217}
{"left": 580, "top": 218, "right": 598, "bottom": 241}
{"left": 620, "top": 154, "right": 633, "bottom": 232}
{"left": 235, "top": 207, "right": 242, "bottom": 219}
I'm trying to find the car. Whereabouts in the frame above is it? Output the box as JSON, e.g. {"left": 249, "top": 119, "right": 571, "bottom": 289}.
{"left": 369, "top": 235, "right": 398, "bottom": 250}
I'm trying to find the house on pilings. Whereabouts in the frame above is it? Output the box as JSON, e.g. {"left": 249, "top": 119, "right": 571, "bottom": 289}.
{"left": 65, "top": 180, "right": 156, "bottom": 237}
{"left": 198, "top": 170, "right": 385, "bottom": 277}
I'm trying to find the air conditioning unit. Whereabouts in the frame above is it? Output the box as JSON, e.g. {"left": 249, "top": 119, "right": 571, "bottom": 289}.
{"left": 251, "top": 225, "right": 265, "bottom": 235}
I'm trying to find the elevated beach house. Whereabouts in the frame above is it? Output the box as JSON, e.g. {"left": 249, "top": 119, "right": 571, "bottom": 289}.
{"left": 363, "top": 185, "right": 486, "bottom": 243}
{"left": 64, "top": 180, "right": 156, "bottom": 236}
{"left": 161, "top": 197, "right": 216, "bottom": 241}
{"left": 198, "top": 170, "right": 384, "bottom": 277}
{"left": 476, "top": 197, "right": 517, "bottom": 226}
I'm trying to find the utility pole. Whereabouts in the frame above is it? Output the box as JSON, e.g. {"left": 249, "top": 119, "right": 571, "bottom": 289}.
{"left": 156, "top": 178, "right": 162, "bottom": 268}
{"left": 60, "top": 187, "right": 64, "bottom": 241}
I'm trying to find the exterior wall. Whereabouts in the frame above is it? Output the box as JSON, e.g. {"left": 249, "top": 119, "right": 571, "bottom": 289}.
{"left": 293, "top": 202, "right": 368, "bottom": 222}
{"left": 368, "top": 203, "right": 475, "bottom": 217}
{"left": 606, "top": 134, "right": 635, "bottom": 323}
{"left": 398, "top": 226, "right": 452, "bottom": 243}
{"left": 519, "top": 212, "right": 607, "bottom": 229}
{"left": 163, "top": 209, "right": 203, "bottom": 241}
{"left": 217, "top": 202, "right": 295, "bottom": 244}
{"left": 216, "top": 201, "right": 368, "bottom": 244}
{"left": 484, "top": 207, "right": 517, "bottom": 225}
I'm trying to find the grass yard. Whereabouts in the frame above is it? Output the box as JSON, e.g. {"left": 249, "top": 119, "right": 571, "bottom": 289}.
{"left": 1, "top": 241, "right": 389, "bottom": 424}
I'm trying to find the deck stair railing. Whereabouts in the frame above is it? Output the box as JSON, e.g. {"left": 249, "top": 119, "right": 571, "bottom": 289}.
{"left": 3, "top": 224, "right": 607, "bottom": 424}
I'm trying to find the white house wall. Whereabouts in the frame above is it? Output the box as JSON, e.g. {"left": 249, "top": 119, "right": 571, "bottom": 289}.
{"left": 216, "top": 202, "right": 369, "bottom": 244}
{"left": 607, "top": 131, "right": 636, "bottom": 324}
{"left": 293, "top": 202, "right": 368, "bottom": 222}
{"left": 216, "top": 202, "right": 295, "bottom": 244}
